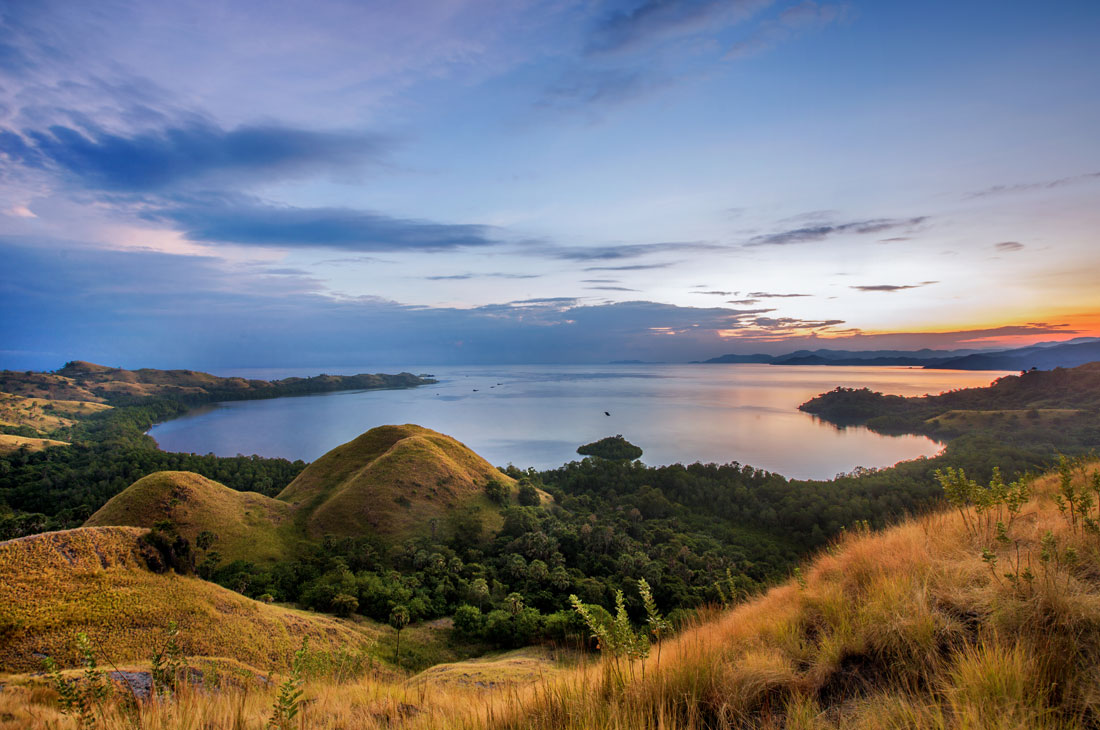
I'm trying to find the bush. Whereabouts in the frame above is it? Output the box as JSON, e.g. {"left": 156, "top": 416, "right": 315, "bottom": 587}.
{"left": 453, "top": 604, "right": 485, "bottom": 638}
{"left": 330, "top": 593, "right": 358, "bottom": 617}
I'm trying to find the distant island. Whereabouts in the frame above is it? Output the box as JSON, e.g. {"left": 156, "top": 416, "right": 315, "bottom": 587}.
{"left": 697, "top": 337, "right": 1100, "bottom": 371}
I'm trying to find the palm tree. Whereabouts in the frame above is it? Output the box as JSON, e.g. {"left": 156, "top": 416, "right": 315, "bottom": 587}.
{"left": 388, "top": 605, "right": 410, "bottom": 664}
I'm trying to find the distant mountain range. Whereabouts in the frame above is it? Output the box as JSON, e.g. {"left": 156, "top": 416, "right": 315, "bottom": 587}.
{"left": 698, "top": 338, "right": 1100, "bottom": 371}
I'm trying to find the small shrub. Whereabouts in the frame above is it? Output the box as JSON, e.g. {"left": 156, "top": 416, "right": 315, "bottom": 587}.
{"left": 268, "top": 638, "right": 308, "bottom": 730}
{"left": 43, "top": 633, "right": 111, "bottom": 728}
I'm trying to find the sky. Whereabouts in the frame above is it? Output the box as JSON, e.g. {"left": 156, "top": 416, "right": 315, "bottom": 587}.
{"left": 1, "top": 0, "right": 1098, "bottom": 369}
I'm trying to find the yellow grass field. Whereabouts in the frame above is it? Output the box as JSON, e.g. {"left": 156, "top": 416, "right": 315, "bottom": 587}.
{"left": 0, "top": 391, "right": 110, "bottom": 432}
{"left": 0, "top": 433, "right": 70, "bottom": 454}
{"left": 0, "top": 527, "right": 384, "bottom": 674}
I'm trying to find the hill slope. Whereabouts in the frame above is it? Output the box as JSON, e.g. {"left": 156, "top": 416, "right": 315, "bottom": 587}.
{"left": 278, "top": 424, "right": 517, "bottom": 540}
{"left": 82, "top": 426, "right": 523, "bottom": 554}
{"left": 0, "top": 527, "right": 381, "bottom": 674}
{"left": 7, "top": 464, "right": 1100, "bottom": 728}
{"left": 84, "top": 472, "right": 297, "bottom": 563}
{"left": 484, "top": 463, "right": 1100, "bottom": 729}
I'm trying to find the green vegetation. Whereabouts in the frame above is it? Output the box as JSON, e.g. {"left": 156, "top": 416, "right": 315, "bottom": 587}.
{"left": 576, "top": 434, "right": 643, "bottom": 461}
{"left": 0, "top": 362, "right": 434, "bottom": 540}
{"left": 800, "top": 361, "right": 1100, "bottom": 452}
{"left": 6, "top": 462, "right": 1100, "bottom": 729}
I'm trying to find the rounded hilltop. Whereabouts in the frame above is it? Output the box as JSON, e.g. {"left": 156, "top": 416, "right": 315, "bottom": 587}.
{"left": 85, "top": 471, "right": 296, "bottom": 564}
{"left": 279, "top": 423, "right": 522, "bottom": 541}
{"left": 80, "top": 425, "right": 532, "bottom": 559}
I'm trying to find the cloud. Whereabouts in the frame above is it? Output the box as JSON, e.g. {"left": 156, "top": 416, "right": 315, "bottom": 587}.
{"left": 965, "top": 171, "right": 1100, "bottom": 199}
{"left": 144, "top": 195, "right": 498, "bottom": 252}
{"left": 745, "top": 216, "right": 928, "bottom": 246}
{"left": 2, "top": 238, "right": 1092, "bottom": 369}
{"left": 850, "top": 281, "right": 938, "bottom": 292}
{"left": 747, "top": 291, "right": 811, "bottom": 298}
{"left": 879, "top": 237, "right": 911, "bottom": 243}
{"left": 693, "top": 290, "right": 734, "bottom": 295}
{"left": 586, "top": 0, "right": 767, "bottom": 55}
{"left": 583, "top": 262, "right": 679, "bottom": 271}
{"left": 727, "top": 298, "right": 760, "bottom": 305}
{"left": 424, "top": 272, "right": 541, "bottom": 280}
{"left": 726, "top": 1, "right": 849, "bottom": 59}
{"left": 540, "top": 68, "right": 662, "bottom": 110}
{"left": 581, "top": 278, "right": 620, "bottom": 284}
{"left": 541, "top": 241, "right": 725, "bottom": 261}
{"left": 0, "top": 122, "right": 388, "bottom": 192}
{"left": 994, "top": 241, "right": 1025, "bottom": 252}
{"left": 586, "top": 286, "right": 639, "bottom": 291}
{"left": 0, "top": 238, "right": 838, "bottom": 367}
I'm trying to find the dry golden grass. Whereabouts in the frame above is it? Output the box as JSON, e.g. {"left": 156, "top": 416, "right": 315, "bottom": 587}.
{"left": 0, "top": 391, "right": 110, "bottom": 432}
{"left": 7, "top": 464, "right": 1100, "bottom": 729}
{"left": 0, "top": 362, "right": 255, "bottom": 402}
{"left": 412, "top": 646, "right": 566, "bottom": 691}
{"left": 278, "top": 424, "right": 517, "bottom": 540}
{"left": 0, "top": 433, "right": 70, "bottom": 453}
{"left": 0, "top": 527, "right": 383, "bottom": 674}
{"left": 85, "top": 471, "right": 298, "bottom": 564}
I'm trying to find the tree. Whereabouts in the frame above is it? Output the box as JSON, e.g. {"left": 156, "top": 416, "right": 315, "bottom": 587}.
{"left": 453, "top": 604, "right": 485, "bottom": 637}
{"left": 469, "top": 577, "right": 490, "bottom": 610}
{"left": 388, "top": 605, "right": 410, "bottom": 664}
{"left": 518, "top": 482, "right": 541, "bottom": 506}
{"left": 331, "top": 593, "right": 358, "bottom": 617}
{"left": 484, "top": 479, "right": 509, "bottom": 505}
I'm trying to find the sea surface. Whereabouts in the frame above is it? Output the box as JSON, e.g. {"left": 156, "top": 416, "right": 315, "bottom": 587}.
{"left": 147, "top": 364, "right": 1009, "bottom": 480}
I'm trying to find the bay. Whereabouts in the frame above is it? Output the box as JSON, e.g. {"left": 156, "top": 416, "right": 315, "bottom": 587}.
{"left": 147, "top": 364, "right": 1009, "bottom": 480}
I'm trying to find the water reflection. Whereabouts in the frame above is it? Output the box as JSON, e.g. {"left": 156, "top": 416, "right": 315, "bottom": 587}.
{"left": 147, "top": 364, "right": 1008, "bottom": 480}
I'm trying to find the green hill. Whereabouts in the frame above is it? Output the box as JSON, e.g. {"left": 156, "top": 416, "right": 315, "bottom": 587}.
{"left": 0, "top": 526, "right": 382, "bottom": 674}
{"left": 84, "top": 471, "right": 297, "bottom": 564}
{"left": 83, "top": 426, "right": 521, "bottom": 554}
{"left": 278, "top": 424, "right": 518, "bottom": 540}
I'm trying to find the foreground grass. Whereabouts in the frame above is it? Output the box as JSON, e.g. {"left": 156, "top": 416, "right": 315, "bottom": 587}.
{"left": 5, "top": 464, "right": 1100, "bottom": 729}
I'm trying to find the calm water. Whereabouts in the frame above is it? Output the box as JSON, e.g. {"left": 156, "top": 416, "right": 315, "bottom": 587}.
{"left": 147, "top": 364, "right": 1008, "bottom": 480}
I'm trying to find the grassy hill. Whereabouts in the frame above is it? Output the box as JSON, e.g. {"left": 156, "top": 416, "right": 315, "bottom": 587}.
{"left": 80, "top": 426, "right": 524, "bottom": 557}
{"left": 0, "top": 391, "right": 110, "bottom": 433}
{"left": 0, "top": 434, "right": 70, "bottom": 454}
{"left": 84, "top": 472, "right": 298, "bottom": 564}
{"left": 4, "top": 462, "right": 1099, "bottom": 728}
{"left": 278, "top": 424, "right": 519, "bottom": 540}
{"left": 0, "top": 526, "right": 383, "bottom": 675}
